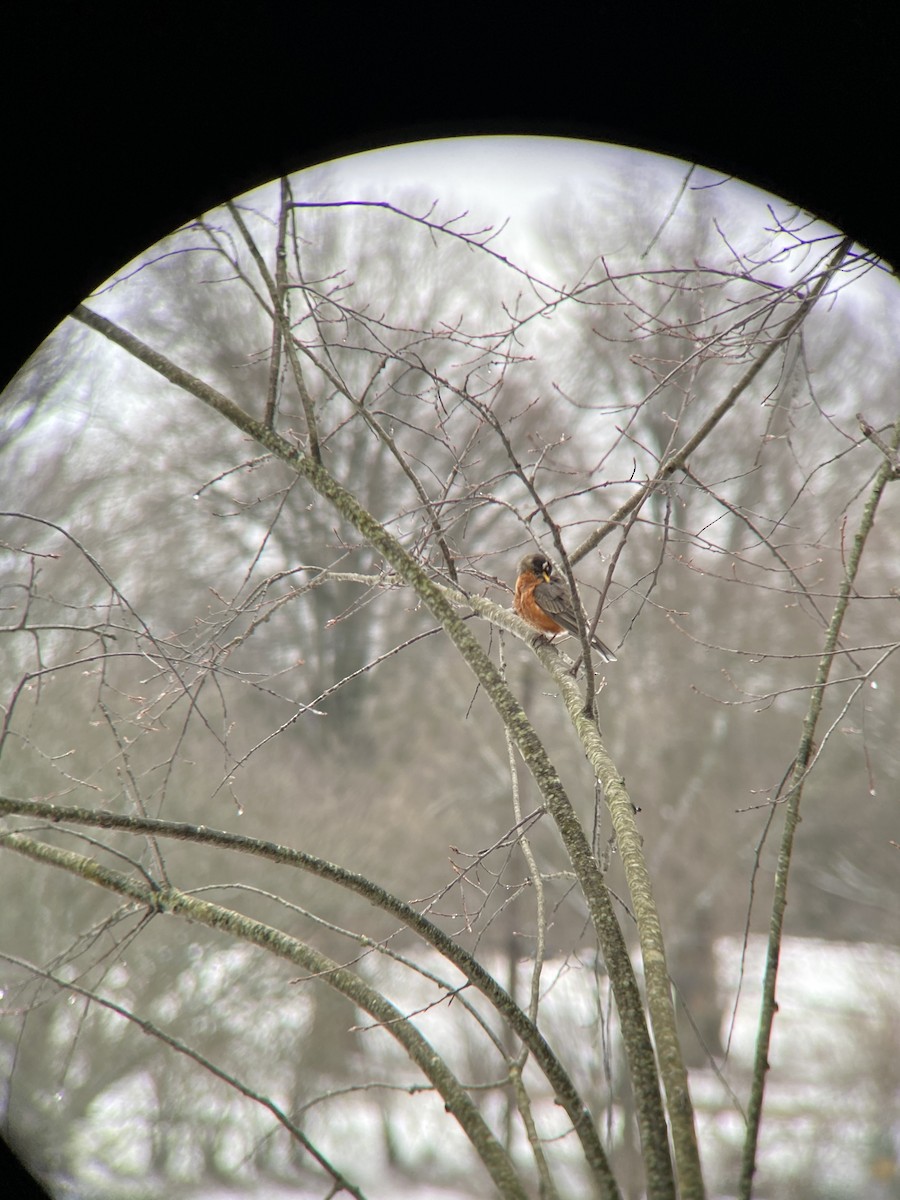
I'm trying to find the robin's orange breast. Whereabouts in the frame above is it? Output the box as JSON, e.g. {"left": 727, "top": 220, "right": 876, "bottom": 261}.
{"left": 514, "top": 573, "right": 566, "bottom": 635}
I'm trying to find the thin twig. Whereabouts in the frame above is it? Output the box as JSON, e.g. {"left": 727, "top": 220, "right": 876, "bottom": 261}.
{"left": 571, "top": 236, "right": 855, "bottom": 565}
{"left": 0, "top": 950, "right": 369, "bottom": 1199}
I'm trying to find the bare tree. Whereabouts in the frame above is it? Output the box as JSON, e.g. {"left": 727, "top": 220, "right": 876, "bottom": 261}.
{"left": 2, "top": 157, "right": 898, "bottom": 1200}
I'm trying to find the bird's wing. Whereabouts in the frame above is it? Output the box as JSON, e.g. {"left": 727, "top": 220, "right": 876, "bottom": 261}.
{"left": 535, "top": 578, "right": 617, "bottom": 661}
{"left": 533, "top": 578, "right": 580, "bottom": 635}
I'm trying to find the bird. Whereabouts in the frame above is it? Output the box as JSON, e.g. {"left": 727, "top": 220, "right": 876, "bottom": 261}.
{"left": 513, "top": 552, "right": 617, "bottom": 663}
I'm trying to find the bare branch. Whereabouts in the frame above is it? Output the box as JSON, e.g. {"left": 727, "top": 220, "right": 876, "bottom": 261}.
{"left": 739, "top": 412, "right": 900, "bottom": 1197}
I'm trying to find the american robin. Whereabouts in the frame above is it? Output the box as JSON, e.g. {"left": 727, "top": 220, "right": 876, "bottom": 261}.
{"left": 513, "top": 552, "right": 617, "bottom": 663}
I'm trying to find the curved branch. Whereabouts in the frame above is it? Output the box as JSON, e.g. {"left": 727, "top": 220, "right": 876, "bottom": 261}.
{"left": 0, "top": 829, "right": 528, "bottom": 1200}
{"left": 0, "top": 793, "right": 619, "bottom": 1200}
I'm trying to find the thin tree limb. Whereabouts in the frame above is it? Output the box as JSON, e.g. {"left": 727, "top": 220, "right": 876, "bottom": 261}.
{"left": 738, "top": 412, "right": 900, "bottom": 1198}
{"left": 571, "top": 236, "right": 855, "bottom": 565}
{"left": 227, "top": 200, "right": 321, "bottom": 461}
{"left": 0, "top": 950, "right": 368, "bottom": 1199}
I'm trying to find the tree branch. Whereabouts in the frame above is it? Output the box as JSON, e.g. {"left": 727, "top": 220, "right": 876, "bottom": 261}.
{"left": 0, "top": 949, "right": 367, "bottom": 1199}
{"left": 227, "top": 200, "right": 322, "bottom": 461}
{"left": 0, "top": 829, "right": 529, "bottom": 1200}
{"left": 71, "top": 300, "right": 674, "bottom": 1198}
{"left": 0, "top": 793, "right": 620, "bottom": 1199}
{"left": 457, "top": 588, "right": 704, "bottom": 1197}
{"left": 571, "top": 235, "right": 855, "bottom": 565}
{"left": 738, "top": 411, "right": 900, "bottom": 1198}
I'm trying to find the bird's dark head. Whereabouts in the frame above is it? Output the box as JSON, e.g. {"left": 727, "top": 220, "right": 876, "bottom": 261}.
{"left": 518, "top": 553, "right": 554, "bottom": 581}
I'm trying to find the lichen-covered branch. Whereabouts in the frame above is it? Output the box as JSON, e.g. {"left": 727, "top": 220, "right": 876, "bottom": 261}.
{"left": 460, "top": 589, "right": 704, "bottom": 1198}
{"left": 0, "top": 829, "right": 529, "bottom": 1200}
{"left": 0, "top": 792, "right": 619, "bottom": 1199}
